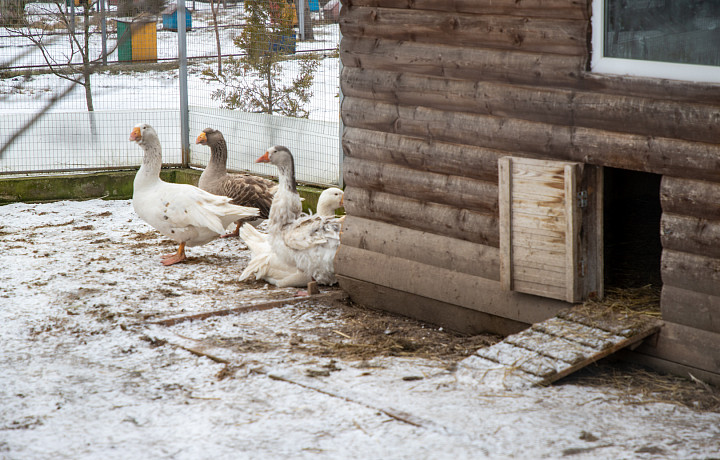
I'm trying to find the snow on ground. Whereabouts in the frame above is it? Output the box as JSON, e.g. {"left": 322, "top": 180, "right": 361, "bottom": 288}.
{"left": 1, "top": 199, "right": 720, "bottom": 459}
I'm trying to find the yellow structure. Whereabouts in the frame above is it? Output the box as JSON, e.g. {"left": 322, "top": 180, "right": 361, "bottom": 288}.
{"left": 116, "top": 16, "right": 157, "bottom": 62}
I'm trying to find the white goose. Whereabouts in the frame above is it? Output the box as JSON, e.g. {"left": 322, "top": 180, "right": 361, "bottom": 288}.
{"left": 239, "top": 187, "right": 344, "bottom": 287}
{"left": 130, "top": 123, "right": 260, "bottom": 265}
{"left": 255, "top": 146, "right": 343, "bottom": 285}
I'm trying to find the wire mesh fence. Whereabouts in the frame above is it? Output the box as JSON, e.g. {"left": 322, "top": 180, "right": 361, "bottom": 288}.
{"left": 0, "top": 0, "right": 342, "bottom": 186}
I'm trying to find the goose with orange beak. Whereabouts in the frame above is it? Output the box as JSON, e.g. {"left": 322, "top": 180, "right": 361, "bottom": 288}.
{"left": 252, "top": 146, "right": 342, "bottom": 288}
{"left": 195, "top": 128, "right": 277, "bottom": 237}
{"left": 130, "top": 123, "right": 260, "bottom": 265}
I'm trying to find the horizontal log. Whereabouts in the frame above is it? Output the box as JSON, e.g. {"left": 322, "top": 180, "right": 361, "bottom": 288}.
{"left": 334, "top": 245, "right": 568, "bottom": 324}
{"left": 343, "top": 186, "right": 499, "bottom": 246}
{"left": 337, "top": 275, "right": 529, "bottom": 336}
{"left": 340, "top": 37, "right": 586, "bottom": 87}
{"left": 339, "top": 39, "right": 720, "bottom": 104}
{"left": 340, "top": 215, "right": 500, "bottom": 280}
{"left": 341, "top": 0, "right": 589, "bottom": 20}
{"left": 343, "top": 156, "right": 498, "bottom": 213}
{"left": 661, "top": 249, "right": 720, "bottom": 298}
{"left": 661, "top": 213, "right": 720, "bottom": 259}
{"left": 661, "top": 285, "right": 720, "bottom": 334}
{"left": 578, "top": 72, "right": 720, "bottom": 107}
{"left": 340, "top": 7, "right": 586, "bottom": 55}
{"left": 342, "top": 127, "right": 501, "bottom": 182}
{"left": 342, "top": 97, "right": 720, "bottom": 181}
{"left": 633, "top": 320, "right": 720, "bottom": 377}
{"left": 661, "top": 176, "right": 720, "bottom": 220}
{"left": 341, "top": 67, "right": 720, "bottom": 145}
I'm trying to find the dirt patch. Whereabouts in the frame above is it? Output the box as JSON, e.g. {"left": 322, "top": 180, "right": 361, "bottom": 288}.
{"left": 204, "top": 298, "right": 501, "bottom": 363}
{"left": 298, "top": 300, "right": 500, "bottom": 361}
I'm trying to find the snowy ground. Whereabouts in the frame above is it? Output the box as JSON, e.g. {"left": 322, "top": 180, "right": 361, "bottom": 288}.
{"left": 1, "top": 198, "right": 720, "bottom": 459}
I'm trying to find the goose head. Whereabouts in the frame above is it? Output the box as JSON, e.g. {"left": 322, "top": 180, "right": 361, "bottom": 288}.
{"left": 317, "top": 187, "right": 344, "bottom": 216}
{"left": 195, "top": 127, "right": 222, "bottom": 146}
{"left": 257, "top": 145, "right": 296, "bottom": 193}
{"left": 129, "top": 123, "right": 158, "bottom": 146}
{"left": 256, "top": 145, "right": 293, "bottom": 167}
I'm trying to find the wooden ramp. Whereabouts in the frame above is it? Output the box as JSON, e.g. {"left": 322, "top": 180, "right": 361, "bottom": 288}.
{"left": 460, "top": 306, "right": 663, "bottom": 389}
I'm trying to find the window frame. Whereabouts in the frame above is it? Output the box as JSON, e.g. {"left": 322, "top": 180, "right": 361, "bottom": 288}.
{"left": 591, "top": 0, "right": 720, "bottom": 84}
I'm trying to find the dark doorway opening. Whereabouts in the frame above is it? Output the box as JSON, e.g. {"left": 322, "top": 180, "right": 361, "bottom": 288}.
{"left": 603, "top": 168, "right": 663, "bottom": 290}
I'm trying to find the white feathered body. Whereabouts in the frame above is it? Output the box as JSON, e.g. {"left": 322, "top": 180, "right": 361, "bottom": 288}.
{"left": 133, "top": 178, "right": 257, "bottom": 247}
{"left": 278, "top": 213, "right": 342, "bottom": 285}
{"left": 239, "top": 223, "right": 311, "bottom": 287}
{"left": 240, "top": 154, "right": 343, "bottom": 287}
{"left": 131, "top": 124, "right": 259, "bottom": 247}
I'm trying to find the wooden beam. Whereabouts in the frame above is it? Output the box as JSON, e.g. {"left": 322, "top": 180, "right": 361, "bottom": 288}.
{"left": 339, "top": 37, "right": 587, "bottom": 87}
{"left": 661, "top": 249, "right": 720, "bottom": 298}
{"left": 148, "top": 291, "right": 348, "bottom": 327}
{"left": 343, "top": 156, "right": 498, "bottom": 213}
{"left": 339, "top": 215, "right": 500, "bottom": 280}
{"left": 334, "top": 244, "right": 569, "bottom": 325}
{"left": 661, "top": 176, "right": 720, "bottom": 220}
{"left": 342, "top": 97, "right": 720, "bottom": 181}
{"left": 343, "top": 186, "right": 499, "bottom": 246}
{"left": 342, "top": 127, "right": 502, "bottom": 182}
{"left": 633, "top": 320, "right": 720, "bottom": 376}
{"left": 342, "top": 0, "right": 590, "bottom": 20}
{"left": 339, "top": 37, "right": 720, "bottom": 104}
{"left": 341, "top": 67, "right": 720, "bottom": 145}
{"left": 661, "top": 285, "right": 720, "bottom": 335}
{"left": 661, "top": 213, "right": 720, "bottom": 259}
{"left": 340, "top": 7, "right": 587, "bottom": 55}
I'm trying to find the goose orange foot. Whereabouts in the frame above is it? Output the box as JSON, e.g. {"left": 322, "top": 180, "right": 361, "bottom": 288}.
{"left": 160, "top": 243, "right": 187, "bottom": 266}
{"left": 220, "top": 223, "right": 241, "bottom": 238}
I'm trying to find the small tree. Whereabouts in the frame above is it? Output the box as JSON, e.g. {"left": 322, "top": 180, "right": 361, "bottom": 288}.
{"left": 202, "top": 0, "right": 319, "bottom": 118}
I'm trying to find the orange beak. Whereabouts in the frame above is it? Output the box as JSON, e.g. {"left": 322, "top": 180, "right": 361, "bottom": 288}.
{"left": 256, "top": 151, "right": 270, "bottom": 163}
{"left": 195, "top": 132, "right": 207, "bottom": 145}
{"left": 340, "top": 195, "right": 344, "bottom": 206}
{"left": 129, "top": 126, "right": 141, "bottom": 142}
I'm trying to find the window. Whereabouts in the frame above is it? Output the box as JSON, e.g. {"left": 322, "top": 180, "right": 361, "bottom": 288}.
{"left": 591, "top": 0, "right": 720, "bottom": 83}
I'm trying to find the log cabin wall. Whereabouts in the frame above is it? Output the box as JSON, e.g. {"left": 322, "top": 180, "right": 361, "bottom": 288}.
{"left": 336, "top": 0, "right": 720, "bottom": 383}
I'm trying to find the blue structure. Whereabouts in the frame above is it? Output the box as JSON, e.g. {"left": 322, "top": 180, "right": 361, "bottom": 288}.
{"left": 309, "top": 0, "right": 319, "bottom": 12}
{"left": 161, "top": 5, "right": 192, "bottom": 32}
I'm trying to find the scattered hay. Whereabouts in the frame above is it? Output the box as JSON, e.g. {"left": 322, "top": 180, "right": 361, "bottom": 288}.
{"left": 198, "top": 298, "right": 500, "bottom": 363}
{"left": 298, "top": 300, "right": 498, "bottom": 361}
{"left": 563, "top": 361, "right": 720, "bottom": 413}
{"left": 582, "top": 285, "right": 661, "bottom": 318}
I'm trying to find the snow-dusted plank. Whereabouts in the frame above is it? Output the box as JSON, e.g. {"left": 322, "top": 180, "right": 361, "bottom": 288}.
{"left": 531, "top": 317, "right": 625, "bottom": 350}
{"left": 462, "top": 307, "right": 664, "bottom": 389}
{"left": 503, "top": 329, "right": 597, "bottom": 365}
{"left": 476, "top": 341, "right": 565, "bottom": 378}
{"left": 556, "top": 308, "right": 657, "bottom": 338}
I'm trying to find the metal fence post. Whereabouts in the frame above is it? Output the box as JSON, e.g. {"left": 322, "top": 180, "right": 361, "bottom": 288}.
{"left": 100, "top": 0, "right": 107, "bottom": 66}
{"left": 338, "top": 26, "right": 344, "bottom": 189}
{"left": 178, "top": 0, "right": 190, "bottom": 168}
{"left": 298, "top": 0, "right": 305, "bottom": 41}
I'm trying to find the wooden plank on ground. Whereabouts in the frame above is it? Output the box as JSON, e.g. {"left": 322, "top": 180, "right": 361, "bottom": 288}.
{"left": 460, "top": 305, "right": 663, "bottom": 389}
{"left": 147, "top": 291, "right": 348, "bottom": 327}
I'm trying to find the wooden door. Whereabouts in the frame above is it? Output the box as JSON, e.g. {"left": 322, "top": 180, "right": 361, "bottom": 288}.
{"left": 499, "top": 157, "right": 603, "bottom": 303}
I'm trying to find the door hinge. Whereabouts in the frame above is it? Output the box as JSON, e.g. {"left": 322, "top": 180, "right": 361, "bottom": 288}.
{"left": 577, "top": 190, "right": 588, "bottom": 208}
